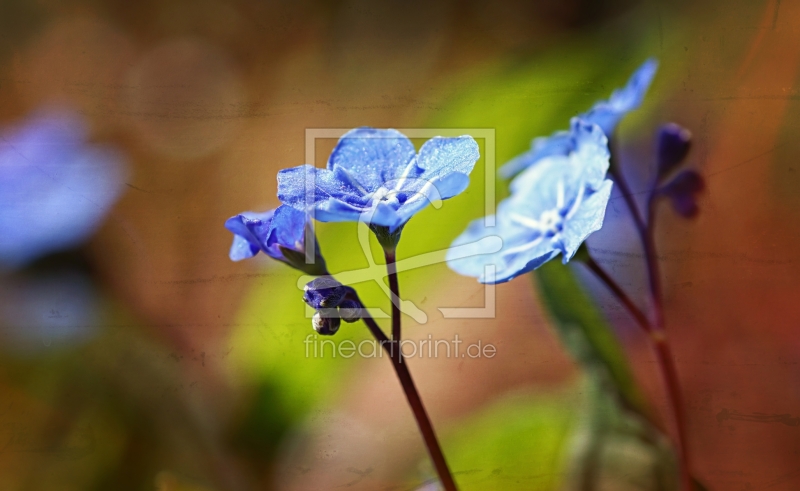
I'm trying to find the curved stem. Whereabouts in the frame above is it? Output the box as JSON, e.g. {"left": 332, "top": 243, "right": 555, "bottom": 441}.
{"left": 584, "top": 256, "right": 650, "bottom": 332}
{"left": 354, "top": 297, "right": 458, "bottom": 491}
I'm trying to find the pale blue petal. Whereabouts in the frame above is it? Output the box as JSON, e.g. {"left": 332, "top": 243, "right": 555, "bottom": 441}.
{"left": 278, "top": 164, "right": 370, "bottom": 221}
{"left": 224, "top": 210, "right": 274, "bottom": 261}
{"left": 508, "top": 157, "right": 582, "bottom": 217}
{"left": 498, "top": 130, "right": 572, "bottom": 179}
{"left": 569, "top": 118, "right": 610, "bottom": 190}
{"left": 229, "top": 234, "right": 258, "bottom": 261}
{"left": 496, "top": 243, "right": 560, "bottom": 284}
{"left": 328, "top": 127, "right": 417, "bottom": 191}
{"left": 447, "top": 215, "right": 556, "bottom": 284}
{"left": 581, "top": 59, "right": 658, "bottom": 135}
{"left": 447, "top": 216, "right": 506, "bottom": 280}
{"left": 266, "top": 205, "right": 306, "bottom": 257}
{"left": 395, "top": 172, "right": 471, "bottom": 224}
{"left": 560, "top": 180, "right": 613, "bottom": 260}
{"left": 414, "top": 136, "right": 480, "bottom": 184}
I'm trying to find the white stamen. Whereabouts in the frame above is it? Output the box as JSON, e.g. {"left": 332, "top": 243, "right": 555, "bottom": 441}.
{"left": 502, "top": 236, "right": 544, "bottom": 256}
{"left": 509, "top": 213, "right": 542, "bottom": 230}
{"left": 556, "top": 179, "right": 565, "bottom": 209}
{"left": 564, "top": 184, "right": 586, "bottom": 220}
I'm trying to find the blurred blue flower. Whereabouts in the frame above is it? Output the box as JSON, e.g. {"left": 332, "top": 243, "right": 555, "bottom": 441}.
{"left": 448, "top": 122, "right": 613, "bottom": 284}
{"left": 659, "top": 169, "right": 704, "bottom": 218}
{"left": 499, "top": 59, "right": 657, "bottom": 179}
{"left": 277, "top": 128, "right": 480, "bottom": 233}
{"left": 0, "top": 108, "right": 126, "bottom": 268}
{"left": 656, "top": 122, "right": 692, "bottom": 178}
{"left": 225, "top": 204, "right": 327, "bottom": 275}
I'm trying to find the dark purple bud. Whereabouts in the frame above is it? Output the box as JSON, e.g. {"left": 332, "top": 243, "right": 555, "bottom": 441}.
{"left": 312, "top": 311, "right": 341, "bottom": 335}
{"left": 303, "top": 276, "right": 347, "bottom": 309}
{"left": 338, "top": 299, "right": 361, "bottom": 323}
{"left": 657, "top": 123, "right": 692, "bottom": 178}
{"left": 661, "top": 170, "right": 704, "bottom": 218}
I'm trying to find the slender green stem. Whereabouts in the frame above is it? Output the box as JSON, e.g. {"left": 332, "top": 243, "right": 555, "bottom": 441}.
{"left": 352, "top": 295, "right": 458, "bottom": 491}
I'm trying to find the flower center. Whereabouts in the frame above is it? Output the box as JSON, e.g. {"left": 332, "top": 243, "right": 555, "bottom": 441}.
{"left": 369, "top": 187, "right": 400, "bottom": 205}
{"left": 508, "top": 179, "right": 586, "bottom": 242}
{"left": 537, "top": 209, "right": 564, "bottom": 237}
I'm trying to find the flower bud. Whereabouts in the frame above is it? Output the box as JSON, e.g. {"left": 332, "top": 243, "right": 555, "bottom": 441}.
{"left": 338, "top": 299, "right": 361, "bottom": 323}
{"left": 660, "top": 170, "right": 704, "bottom": 218}
{"left": 657, "top": 123, "right": 692, "bottom": 179}
{"left": 312, "top": 311, "right": 341, "bottom": 335}
{"left": 303, "top": 276, "right": 346, "bottom": 309}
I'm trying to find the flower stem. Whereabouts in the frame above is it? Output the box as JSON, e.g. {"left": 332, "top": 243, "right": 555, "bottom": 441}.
{"left": 384, "top": 249, "right": 402, "bottom": 341}
{"left": 584, "top": 256, "right": 649, "bottom": 332}
{"left": 352, "top": 295, "right": 458, "bottom": 491}
{"left": 605, "top": 162, "right": 692, "bottom": 491}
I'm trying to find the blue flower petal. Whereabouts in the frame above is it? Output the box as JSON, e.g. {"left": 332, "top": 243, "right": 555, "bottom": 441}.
{"left": 559, "top": 179, "right": 613, "bottom": 261}
{"left": 278, "top": 130, "right": 479, "bottom": 230}
{"left": 266, "top": 205, "right": 307, "bottom": 257}
{"left": 328, "top": 127, "right": 417, "bottom": 192}
{"left": 499, "top": 59, "right": 656, "bottom": 179}
{"left": 509, "top": 121, "right": 608, "bottom": 196}
{"left": 224, "top": 210, "right": 275, "bottom": 261}
{"left": 569, "top": 119, "right": 610, "bottom": 190}
{"left": 446, "top": 216, "right": 507, "bottom": 281}
{"left": 395, "top": 172, "right": 471, "bottom": 225}
{"left": 229, "top": 234, "right": 260, "bottom": 261}
{"left": 414, "top": 136, "right": 480, "bottom": 185}
{"left": 498, "top": 130, "right": 572, "bottom": 179}
{"left": 496, "top": 242, "right": 559, "bottom": 283}
{"left": 446, "top": 215, "right": 558, "bottom": 284}
{"left": 581, "top": 59, "right": 658, "bottom": 135}
{"left": 450, "top": 129, "right": 612, "bottom": 283}
{"left": 278, "top": 165, "right": 365, "bottom": 221}
{"left": 0, "top": 108, "right": 126, "bottom": 268}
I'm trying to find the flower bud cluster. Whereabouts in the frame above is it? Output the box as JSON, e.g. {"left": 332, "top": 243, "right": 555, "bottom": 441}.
{"left": 303, "top": 277, "right": 361, "bottom": 335}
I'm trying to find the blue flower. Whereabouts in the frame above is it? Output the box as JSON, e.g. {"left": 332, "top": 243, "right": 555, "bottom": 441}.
{"left": 656, "top": 122, "right": 692, "bottom": 178}
{"left": 0, "top": 107, "right": 126, "bottom": 268}
{"left": 448, "top": 121, "right": 613, "bottom": 284}
{"left": 499, "top": 59, "right": 657, "bottom": 179}
{"left": 277, "top": 128, "right": 480, "bottom": 233}
{"left": 225, "top": 204, "right": 328, "bottom": 275}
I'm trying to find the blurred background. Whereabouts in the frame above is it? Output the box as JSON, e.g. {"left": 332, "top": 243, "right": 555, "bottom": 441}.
{"left": 0, "top": 0, "right": 798, "bottom": 489}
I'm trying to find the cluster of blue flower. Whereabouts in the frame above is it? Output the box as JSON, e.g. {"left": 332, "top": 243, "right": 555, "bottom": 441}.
{"left": 225, "top": 127, "right": 481, "bottom": 333}
{"left": 225, "top": 58, "right": 702, "bottom": 296}
{"left": 225, "top": 58, "right": 704, "bottom": 491}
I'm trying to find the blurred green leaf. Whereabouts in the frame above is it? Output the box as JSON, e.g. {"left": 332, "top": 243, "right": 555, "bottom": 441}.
{"left": 441, "top": 393, "right": 576, "bottom": 491}
{"left": 533, "top": 261, "right": 649, "bottom": 415}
